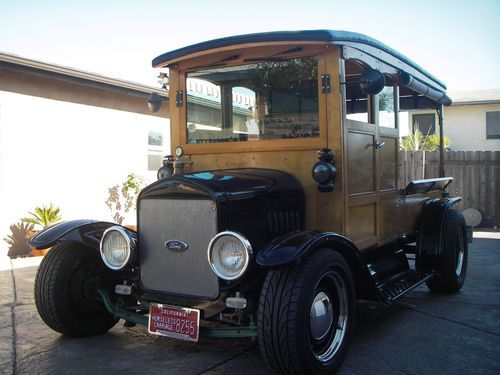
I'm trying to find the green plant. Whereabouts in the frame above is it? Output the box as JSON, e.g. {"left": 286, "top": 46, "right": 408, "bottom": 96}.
{"left": 400, "top": 128, "right": 451, "bottom": 151}
{"left": 105, "top": 173, "right": 145, "bottom": 224}
{"left": 21, "top": 203, "right": 62, "bottom": 229}
{"left": 4, "top": 222, "right": 34, "bottom": 259}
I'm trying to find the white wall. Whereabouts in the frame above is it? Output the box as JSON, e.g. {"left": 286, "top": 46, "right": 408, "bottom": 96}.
{"left": 0, "top": 91, "right": 170, "bottom": 240}
{"left": 445, "top": 104, "right": 500, "bottom": 151}
{"left": 399, "top": 105, "right": 500, "bottom": 151}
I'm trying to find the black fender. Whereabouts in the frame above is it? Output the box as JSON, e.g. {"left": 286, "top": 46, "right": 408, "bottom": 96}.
{"left": 28, "top": 219, "right": 134, "bottom": 251}
{"left": 416, "top": 197, "right": 462, "bottom": 272}
{"left": 256, "top": 230, "right": 379, "bottom": 300}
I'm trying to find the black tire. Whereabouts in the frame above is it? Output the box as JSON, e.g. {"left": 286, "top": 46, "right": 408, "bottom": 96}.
{"left": 426, "top": 209, "right": 468, "bottom": 293}
{"left": 257, "top": 249, "right": 355, "bottom": 375}
{"left": 34, "top": 240, "right": 118, "bottom": 337}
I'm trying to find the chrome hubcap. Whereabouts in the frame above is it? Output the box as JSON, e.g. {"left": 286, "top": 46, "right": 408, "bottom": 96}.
{"left": 309, "top": 271, "right": 349, "bottom": 363}
{"left": 455, "top": 230, "right": 465, "bottom": 276}
{"left": 310, "top": 292, "right": 334, "bottom": 341}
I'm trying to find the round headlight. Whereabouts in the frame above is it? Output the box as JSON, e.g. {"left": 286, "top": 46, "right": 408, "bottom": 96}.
{"left": 207, "top": 231, "right": 252, "bottom": 280}
{"left": 100, "top": 226, "right": 133, "bottom": 270}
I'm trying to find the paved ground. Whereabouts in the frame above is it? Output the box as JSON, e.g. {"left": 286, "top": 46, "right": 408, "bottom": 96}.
{"left": 1, "top": 231, "right": 499, "bottom": 375}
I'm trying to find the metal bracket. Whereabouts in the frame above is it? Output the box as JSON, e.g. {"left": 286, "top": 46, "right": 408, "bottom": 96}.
{"left": 176, "top": 90, "right": 184, "bottom": 107}
{"left": 321, "top": 74, "right": 331, "bottom": 93}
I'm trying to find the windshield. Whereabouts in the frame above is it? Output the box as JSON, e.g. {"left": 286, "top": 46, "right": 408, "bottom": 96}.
{"left": 186, "top": 56, "right": 319, "bottom": 144}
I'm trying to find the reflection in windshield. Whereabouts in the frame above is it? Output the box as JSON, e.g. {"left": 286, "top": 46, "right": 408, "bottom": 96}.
{"left": 186, "top": 56, "right": 319, "bottom": 144}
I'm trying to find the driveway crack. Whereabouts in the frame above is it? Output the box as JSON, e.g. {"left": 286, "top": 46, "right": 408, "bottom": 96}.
{"left": 9, "top": 259, "right": 18, "bottom": 375}
{"left": 396, "top": 305, "right": 499, "bottom": 337}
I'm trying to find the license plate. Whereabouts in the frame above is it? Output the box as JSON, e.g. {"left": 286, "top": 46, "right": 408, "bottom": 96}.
{"left": 148, "top": 303, "right": 200, "bottom": 342}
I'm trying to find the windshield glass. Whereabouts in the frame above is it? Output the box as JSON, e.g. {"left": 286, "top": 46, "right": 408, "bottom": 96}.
{"left": 186, "top": 56, "right": 319, "bottom": 144}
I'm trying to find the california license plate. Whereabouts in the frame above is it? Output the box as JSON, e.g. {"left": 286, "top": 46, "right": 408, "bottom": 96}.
{"left": 148, "top": 303, "right": 200, "bottom": 342}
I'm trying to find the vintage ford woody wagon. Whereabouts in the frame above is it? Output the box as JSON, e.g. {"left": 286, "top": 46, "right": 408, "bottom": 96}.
{"left": 31, "top": 30, "right": 468, "bottom": 374}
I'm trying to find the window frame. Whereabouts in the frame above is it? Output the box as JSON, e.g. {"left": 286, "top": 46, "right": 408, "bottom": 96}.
{"left": 486, "top": 111, "right": 500, "bottom": 140}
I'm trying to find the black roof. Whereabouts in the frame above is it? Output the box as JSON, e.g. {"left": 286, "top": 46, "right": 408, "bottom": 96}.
{"left": 152, "top": 30, "right": 450, "bottom": 105}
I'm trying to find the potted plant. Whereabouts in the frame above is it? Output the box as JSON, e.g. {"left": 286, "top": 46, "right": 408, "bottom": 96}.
{"left": 21, "top": 203, "right": 62, "bottom": 256}
{"left": 3, "top": 222, "right": 35, "bottom": 259}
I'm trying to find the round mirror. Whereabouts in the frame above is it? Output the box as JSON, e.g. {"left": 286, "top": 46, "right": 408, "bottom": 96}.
{"left": 360, "top": 69, "right": 385, "bottom": 96}
{"left": 148, "top": 92, "right": 162, "bottom": 112}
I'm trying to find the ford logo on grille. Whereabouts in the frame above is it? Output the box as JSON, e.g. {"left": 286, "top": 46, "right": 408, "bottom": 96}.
{"left": 164, "top": 240, "right": 189, "bottom": 252}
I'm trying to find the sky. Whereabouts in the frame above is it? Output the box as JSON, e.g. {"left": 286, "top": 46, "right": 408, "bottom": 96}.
{"left": 1, "top": 0, "right": 500, "bottom": 92}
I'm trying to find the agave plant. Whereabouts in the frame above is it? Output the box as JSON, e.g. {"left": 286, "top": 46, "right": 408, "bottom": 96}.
{"left": 21, "top": 203, "right": 62, "bottom": 229}
{"left": 4, "top": 221, "right": 35, "bottom": 259}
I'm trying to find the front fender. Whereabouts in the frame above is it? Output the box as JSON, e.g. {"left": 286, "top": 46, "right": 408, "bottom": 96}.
{"left": 28, "top": 219, "right": 130, "bottom": 250}
{"left": 256, "top": 230, "right": 379, "bottom": 300}
{"left": 256, "top": 230, "right": 355, "bottom": 268}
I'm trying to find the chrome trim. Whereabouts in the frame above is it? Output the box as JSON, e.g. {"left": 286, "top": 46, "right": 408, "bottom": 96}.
{"left": 312, "top": 271, "right": 349, "bottom": 363}
{"left": 100, "top": 226, "right": 134, "bottom": 270}
{"left": 207, "top": 231, "right": 252, "bottom": 281}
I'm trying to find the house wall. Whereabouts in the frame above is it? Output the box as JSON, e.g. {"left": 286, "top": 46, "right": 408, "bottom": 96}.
{"left": 0, "top": 91, "right": 170, "bottom": 240}
{"left": 399, "top": 104, "right": 500, "bottom": 151}
{"left": 445, "top": 104, "right": 500, "bottom": 151}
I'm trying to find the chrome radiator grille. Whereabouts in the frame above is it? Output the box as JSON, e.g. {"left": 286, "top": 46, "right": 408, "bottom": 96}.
{"left": 138, "top": 198, "right": 219, "bottom": 299}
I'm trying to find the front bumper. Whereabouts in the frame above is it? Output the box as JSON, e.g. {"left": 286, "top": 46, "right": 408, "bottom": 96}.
{"left": 97, "top": 289, "right": 257, "bottom": 340}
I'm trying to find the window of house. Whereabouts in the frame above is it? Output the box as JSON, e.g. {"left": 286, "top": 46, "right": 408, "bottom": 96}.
{"left": 486, "top": 111, "right": 500, "bottom": 139}
{"left": 148, "top": 131, "right": 165, "bottom": 171}
{"left": 412, "top": 113, "right": 435, "bottom": 135}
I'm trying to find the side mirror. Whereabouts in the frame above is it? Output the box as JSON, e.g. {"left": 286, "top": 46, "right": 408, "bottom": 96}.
{"left": 360, "top": 69, "right": 385, "bottom": 96}
{"left": 148, "top": 93, "right": 166, "bottom": 113}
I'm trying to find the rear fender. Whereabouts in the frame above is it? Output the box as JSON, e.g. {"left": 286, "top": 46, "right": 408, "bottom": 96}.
{"left": 416, "top": 197, "right": 462, "bottom": 272}
{"left": 28, "top": 219, "right": 134, "bottom": 251}
{"left": 256, "top": 230, "right": 379, "bottom": 300}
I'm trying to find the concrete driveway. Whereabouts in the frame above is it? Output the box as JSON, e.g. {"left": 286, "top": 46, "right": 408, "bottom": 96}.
{"left": 1, "top": 231, "right": 499, "bottom": 375}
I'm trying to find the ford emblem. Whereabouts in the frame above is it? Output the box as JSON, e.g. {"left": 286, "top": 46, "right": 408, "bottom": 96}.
{"left": 164, "top": 240, "right": 189, "bottom": 252}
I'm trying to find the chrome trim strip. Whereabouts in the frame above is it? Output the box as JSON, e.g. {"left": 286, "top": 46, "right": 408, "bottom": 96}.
{"left": 207, "top": 231, "right": 253, "bottom": 281}
{"left": 100, "top": 226, "right": 134, "bottom": 270}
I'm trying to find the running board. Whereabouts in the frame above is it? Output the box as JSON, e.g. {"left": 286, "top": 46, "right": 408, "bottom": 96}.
{"left": 377, "top": 271, "right": 433, "bottom": 303}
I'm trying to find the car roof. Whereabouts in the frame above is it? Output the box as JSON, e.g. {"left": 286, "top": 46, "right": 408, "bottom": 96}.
{"left": 153, "top": 30, "right": 450, "bottom": 105}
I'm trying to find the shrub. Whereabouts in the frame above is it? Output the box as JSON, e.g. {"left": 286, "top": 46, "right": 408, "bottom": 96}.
{"left": 4, "top": 222, "right": 35, "bottom": 259}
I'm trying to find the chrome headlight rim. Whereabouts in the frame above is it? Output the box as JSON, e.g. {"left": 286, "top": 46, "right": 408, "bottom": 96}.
{"left": 207, "top": 231, "right": 252, "bottom": 281}
{"left": 100, "top": 226, "right": 134, "bottom": 270}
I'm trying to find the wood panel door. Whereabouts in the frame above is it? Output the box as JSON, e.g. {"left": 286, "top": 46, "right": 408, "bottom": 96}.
{"left": 345, "top": 119, "right": 378, "bottom": 249}
{"left": 345, "top": 119, "right": 400, "bottom": 250}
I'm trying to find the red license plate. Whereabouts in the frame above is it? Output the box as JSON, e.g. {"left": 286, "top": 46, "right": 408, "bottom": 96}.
{"left": 148, "top": 303, "right": 200, "bottom": 342}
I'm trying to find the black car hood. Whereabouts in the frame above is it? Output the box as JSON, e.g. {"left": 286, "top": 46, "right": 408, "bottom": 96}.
{"left": 139, "top": 168, "right": 303, "bottom": 202}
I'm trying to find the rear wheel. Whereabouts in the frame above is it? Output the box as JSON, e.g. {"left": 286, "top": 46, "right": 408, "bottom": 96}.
{"left": 258, "top": 249, "right": 355, "bottom": 375}
{"left": 427, "top": 209, "right": 468, "bottom": 293}
{"left": 34, "top": 240, "right": 118, "bottom": 337}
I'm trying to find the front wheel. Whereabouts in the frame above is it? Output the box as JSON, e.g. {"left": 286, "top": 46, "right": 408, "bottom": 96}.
{"left": 258, "top": 249, "right": 355, "bottom": 375}
{"left": 34, "top": 240, "right": 118, "bottom": 337}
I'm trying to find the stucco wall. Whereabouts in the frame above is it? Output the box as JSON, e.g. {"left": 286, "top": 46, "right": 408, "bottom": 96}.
{"left": 0, "top": 91, "right": 170, "bottom": 240}
{"left": 444, "top": 104, "right": 500, "bottom": 151}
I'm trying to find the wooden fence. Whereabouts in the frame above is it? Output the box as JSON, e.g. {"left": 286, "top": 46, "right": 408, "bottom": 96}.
{"left": 399, "top": 151, "right": 500, "bottom": 227}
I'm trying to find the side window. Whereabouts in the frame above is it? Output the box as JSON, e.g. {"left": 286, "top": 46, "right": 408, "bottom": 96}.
{"left": 379, "top": 86, "right": 396, "bottom": 128}
{"left": 344, "top": 60, "right": 371, "bottom": 123}
{"left": 486, "top": 111, "right": 500, "bottom": 139}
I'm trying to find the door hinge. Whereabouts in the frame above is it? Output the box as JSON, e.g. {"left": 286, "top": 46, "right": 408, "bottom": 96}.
{"left": 321, "top": 74, "right": 331, "bottom": 94}
{"left": 176, "top": 90, "right": 184, "bottom": 107}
